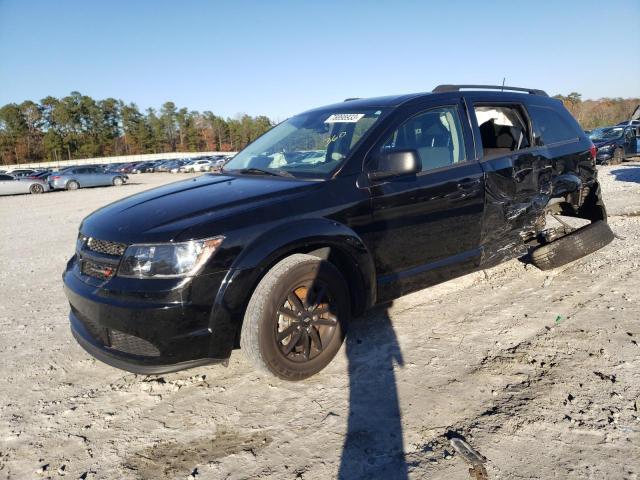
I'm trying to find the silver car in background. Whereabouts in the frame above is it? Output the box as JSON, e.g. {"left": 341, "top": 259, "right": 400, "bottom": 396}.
{"left": 0, "top": 173, "right": 50, "bottom": 195}
{"left": 49, "top": 166, "right": 128, "bottom": 190}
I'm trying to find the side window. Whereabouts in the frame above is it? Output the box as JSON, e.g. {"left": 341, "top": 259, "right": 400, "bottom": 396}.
{"left": 0, "top": 174, "right": 12, "bottom": 180}
{"left": 526, "top": 105, "right": 579, "bottom": 145}
{"left": 474, "top": 104, "right": 531, "bottom": 159}
{"left": 377, "top": 106, "right": 466, "bottom": 172}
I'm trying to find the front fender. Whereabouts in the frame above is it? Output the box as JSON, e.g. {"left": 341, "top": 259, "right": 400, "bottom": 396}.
{"left": 206, "top": 218, "right": 376, "bottom": 358}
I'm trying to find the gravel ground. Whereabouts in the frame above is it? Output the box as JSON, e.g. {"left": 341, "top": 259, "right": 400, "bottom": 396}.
{"left": 0, "top": 167, "right": 639, "bottom": 480}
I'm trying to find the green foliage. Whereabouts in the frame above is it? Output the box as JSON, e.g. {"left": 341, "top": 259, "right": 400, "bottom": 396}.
{"left": 0, "top": 92, "right": 275, "bottom": 165}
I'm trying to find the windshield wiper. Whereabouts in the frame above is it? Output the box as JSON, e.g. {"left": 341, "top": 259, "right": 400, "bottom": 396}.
{"left": 233, "top": 168, "right": 294, "bottom": 178}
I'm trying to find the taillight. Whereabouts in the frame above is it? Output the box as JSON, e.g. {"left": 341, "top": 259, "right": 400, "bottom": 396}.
{"left": 51, "top": 175, "right": 61, "bottom": 180}
{"left": 589, "top": 143, "right": 596, "bottom": 161}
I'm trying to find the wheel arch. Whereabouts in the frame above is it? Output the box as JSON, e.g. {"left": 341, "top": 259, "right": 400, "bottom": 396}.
{"left": 206, "top": 218, "right": 376, "bottom": 358}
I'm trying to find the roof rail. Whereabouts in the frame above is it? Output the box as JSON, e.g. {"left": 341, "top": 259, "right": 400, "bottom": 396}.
{"left": 343, "top": 97, "right": 361, "bottom": 102}
{"left": 432, "top": 84, "right": 548, "bottom": 97}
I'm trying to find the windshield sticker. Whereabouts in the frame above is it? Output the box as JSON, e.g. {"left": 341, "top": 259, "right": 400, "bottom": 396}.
{"left": 324, "top": 113, "right": 366, "bottom": 124}
{"left": 325, "top": 131, "right": 347, "bottom": 145}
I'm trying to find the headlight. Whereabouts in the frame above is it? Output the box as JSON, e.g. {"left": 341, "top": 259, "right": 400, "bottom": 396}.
{"left": 598, "top": 144, "right": 614, "bottom": 152}
{"left": 117, "top": 236, "right": 224, "bottom": 278}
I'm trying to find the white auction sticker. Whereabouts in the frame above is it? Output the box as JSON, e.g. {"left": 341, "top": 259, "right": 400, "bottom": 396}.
{"left": 324, "top": 113, "right": 366, "bottom": 123}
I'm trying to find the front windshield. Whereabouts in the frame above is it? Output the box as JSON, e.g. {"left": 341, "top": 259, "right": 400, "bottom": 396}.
{"left": 225, "top": 108, "right": 387, "bottom": 179}
{"left": 589, "top": 127, "right": 623, "bottom": 141}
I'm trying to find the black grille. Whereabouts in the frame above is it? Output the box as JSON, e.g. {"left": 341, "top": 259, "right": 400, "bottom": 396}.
{"left": 86, "top": 237, "right": 127, "bottom": 257}
{"left": 73, "top": 308, "right": 110, "bottom": 345}
{"left": 109, "top": 329, "right": 161, "bottom": 357}
{"left": 81, "top": 259, "right": 116, "bottom": 280}
{"left": 74, "top": 308, "right": 160, "bottom": 357}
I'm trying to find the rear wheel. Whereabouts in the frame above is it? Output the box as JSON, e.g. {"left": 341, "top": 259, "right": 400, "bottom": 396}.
{"left": 29, "top": 183, "right": 44, "bottom": 194}
{"left": 112, "top": 176, "right": 124, "bottom": 186}
{"left": 66, "top": 180, "right": 79, "bottom": 191}
{"left": 240, "top": 254, "right": 349, "bottom": 381}
{"left": 531, "top": 220, "right": 614, "bottom": 271}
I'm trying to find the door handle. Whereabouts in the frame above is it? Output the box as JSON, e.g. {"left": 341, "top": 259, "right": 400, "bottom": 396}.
{"left": 457, "top": 178, "right": 481, "bottom": 189}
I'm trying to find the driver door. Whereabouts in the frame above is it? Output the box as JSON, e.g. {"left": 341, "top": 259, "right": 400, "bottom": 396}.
{"left": 362, "top": 102, "right": 485, "bottom": 301}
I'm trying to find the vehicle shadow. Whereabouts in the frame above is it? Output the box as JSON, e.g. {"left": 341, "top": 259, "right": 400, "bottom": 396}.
{"left": 610, "top": 166, "right": 640, "bottom": 183}
{"left": 338, "top": 303, "right": 408, "bottom": 480}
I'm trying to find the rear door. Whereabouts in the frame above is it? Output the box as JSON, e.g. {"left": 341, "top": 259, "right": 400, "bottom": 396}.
{"left": 465, "top": 94, "right": 549, "bottom": 267}
{"left": 361, "top": 98, "right": 485, "bottom": 300}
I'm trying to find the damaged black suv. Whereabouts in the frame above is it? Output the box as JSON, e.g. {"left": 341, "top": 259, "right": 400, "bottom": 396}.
{"left": 64, "top": 85, "right": 612, "bottom": 380}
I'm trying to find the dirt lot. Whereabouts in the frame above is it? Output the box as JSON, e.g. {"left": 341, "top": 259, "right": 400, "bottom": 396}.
{"left": 1, "top": 167, "right": 639, "bottom": 480}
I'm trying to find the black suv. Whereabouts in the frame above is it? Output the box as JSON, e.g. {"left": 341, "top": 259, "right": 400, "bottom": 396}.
{"left": 64, "top": 85, "right": 610, "bottom": 380}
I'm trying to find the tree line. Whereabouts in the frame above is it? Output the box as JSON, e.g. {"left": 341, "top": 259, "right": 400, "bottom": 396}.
{"left": 1, "top": 91, "right": 638, "bottom": 165}
{"left": 0, "top": 91, "right": 274, "bottom": 165}
{"left": 554, "top": 93, "right": 639, "bottom": 130}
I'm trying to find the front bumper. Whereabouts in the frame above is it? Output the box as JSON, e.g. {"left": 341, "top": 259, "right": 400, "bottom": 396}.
{"left": 596, "top": 151, "right": 613, "bottom": 164}
{"left": 63, "top": 258, "right": 229, "bottom": 374}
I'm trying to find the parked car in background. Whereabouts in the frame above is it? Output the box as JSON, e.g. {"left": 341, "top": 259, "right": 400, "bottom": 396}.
{"left": 155, "top": 160, "right": 180, "bottom": 172}
{"left": 105, "top": 163, "right": 126, "bottom": 173}
{"left": 207, "top": 156, "right": 229, "bottom": 172}
{"left": 0, "top": 173, "right": 50, "bottom": 195}
{"left": 8, "top": 168, "right": 37, "bottom": 177}
{"left": 179, "top": 159, "right": 213, "bottom": 172}
{"left": 26, "top": 170, "right": 55, "bottom": 183}
{"left": 168, "top": 160, "right": 191, "bottom": 173}
{"left": 49, "top": 166, "right": 128, "bottom": 190}
{"left": 130, "top": 162, "right": 156, "bottom": 174}
{"left": 589, "top": 125, "right": 638, "bottom": 164}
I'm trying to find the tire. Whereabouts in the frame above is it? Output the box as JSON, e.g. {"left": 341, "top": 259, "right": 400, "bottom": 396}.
{"left": 613, "top": 147, "right": 624, "bottom": 165}
{"left": 531, "top": 220, "right": 614, "bottom": 271}
{"left": 66, "top": 180, "right": 79, "bottom": 191}
{"left": 240, "top": 254, "right": 349, "bottom": 381}
{"left": 112, "top": 176, "right": 123, "bottom": 186}
{"left": 29, "top": 183, "right": 44, "bottom": 194}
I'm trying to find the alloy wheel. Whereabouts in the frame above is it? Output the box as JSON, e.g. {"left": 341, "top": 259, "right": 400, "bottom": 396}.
{"left": 275, "top": 283, "right": 338, "bottom": 362}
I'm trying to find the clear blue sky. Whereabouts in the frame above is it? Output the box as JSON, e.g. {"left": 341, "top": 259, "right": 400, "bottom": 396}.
{"left": 1, "top": 0, "right": 638, "bottom": 120}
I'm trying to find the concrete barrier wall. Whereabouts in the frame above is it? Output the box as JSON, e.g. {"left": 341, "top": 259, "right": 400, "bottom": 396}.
{"left": 3, "top": 151, "right": 237, "bottom": 171}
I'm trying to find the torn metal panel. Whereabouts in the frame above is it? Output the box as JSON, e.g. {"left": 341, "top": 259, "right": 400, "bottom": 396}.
{"left": 477, "top": 145, "right": 605, "bottom": 268}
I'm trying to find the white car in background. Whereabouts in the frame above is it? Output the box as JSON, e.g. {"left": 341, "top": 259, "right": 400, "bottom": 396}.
{"left": 179, "top": 159, "right": 214, "bottom": 173}
{"left": 0, "top": 173, "right": 50, "bottom": 195}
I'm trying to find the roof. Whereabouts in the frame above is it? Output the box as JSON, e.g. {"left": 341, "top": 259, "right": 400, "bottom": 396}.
{"left": 303, "top": 93, "right": 429, "bottom": 114}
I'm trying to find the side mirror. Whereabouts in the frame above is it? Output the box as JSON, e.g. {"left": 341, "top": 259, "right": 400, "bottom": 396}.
{"left": 368, "top": 149, "right": 421, "bottom": 181}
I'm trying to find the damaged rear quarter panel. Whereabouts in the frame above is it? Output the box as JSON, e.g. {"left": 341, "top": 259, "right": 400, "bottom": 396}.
{"left": 478, "top": 139, "right": 599, "bottom": 268}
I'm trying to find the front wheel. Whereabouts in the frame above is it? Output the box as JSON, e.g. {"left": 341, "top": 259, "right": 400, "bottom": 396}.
{"left": 240, "top": 254, "right": 349, "bottom": 381}
{"left": 112, "top": 176, "right": 124, "bottom": 186}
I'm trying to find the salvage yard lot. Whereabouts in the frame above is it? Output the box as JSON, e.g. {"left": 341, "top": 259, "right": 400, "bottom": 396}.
{"left": 1, "top": 168, "right": 639, "bottom": 479}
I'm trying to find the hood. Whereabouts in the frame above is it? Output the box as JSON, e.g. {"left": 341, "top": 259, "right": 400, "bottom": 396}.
{"left": 80, "top": 174, "right": 317, "bottom": 243}
{"left": 593, "top": 140, "right": 616, "bottom": 148}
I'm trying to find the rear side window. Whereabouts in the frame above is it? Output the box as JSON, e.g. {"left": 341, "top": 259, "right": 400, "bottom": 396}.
{"left": 474, "top": 104, "right": 531, "bottom": 159}
{"left": 526, "top": 105, "right": 579, "bottom": 145}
